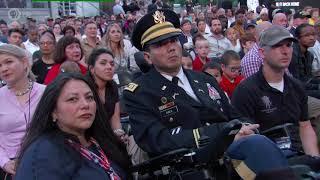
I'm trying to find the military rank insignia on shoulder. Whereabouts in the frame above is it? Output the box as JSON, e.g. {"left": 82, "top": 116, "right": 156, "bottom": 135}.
{"left": 124, "top": 83, "right": 139, "bottom": 92}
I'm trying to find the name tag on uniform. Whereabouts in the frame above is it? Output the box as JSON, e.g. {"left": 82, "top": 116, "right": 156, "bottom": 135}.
{"left": 160, "top": 106, "right": 179, "bottom": 117}
{"left": 158, "top": 102, "right": 179, "bottom": 117}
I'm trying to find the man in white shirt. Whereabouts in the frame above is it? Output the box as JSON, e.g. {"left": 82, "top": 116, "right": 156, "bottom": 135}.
{"left": 204, "top": 18, "right": 232, "bottom": 59}
{"left": 23, "top": 27, "right": 39, "bottom": 55}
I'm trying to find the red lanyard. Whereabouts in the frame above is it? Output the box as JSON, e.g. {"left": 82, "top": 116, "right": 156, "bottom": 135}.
{"left": 66, "top": 138, "right": 121, "bottom": 180}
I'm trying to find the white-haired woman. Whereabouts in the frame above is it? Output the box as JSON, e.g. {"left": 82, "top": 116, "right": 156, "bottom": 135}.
{"left": 0, "top": 44, "right": 45, "bottom": 179}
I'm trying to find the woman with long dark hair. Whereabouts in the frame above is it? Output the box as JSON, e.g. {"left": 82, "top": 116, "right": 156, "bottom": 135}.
{"left": 44, "top": 36, "right": 87, "bottom": 84}
{"left": 0, "top": 44, "right": 45, "bottom": 179}
{"left": 87, "top": 48, "right": 125, "bottom": 140}
{"left": 15, "top": 73, "right": 131, "bottom": 179}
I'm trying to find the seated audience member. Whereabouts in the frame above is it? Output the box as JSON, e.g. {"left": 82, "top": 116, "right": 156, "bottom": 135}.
{"left": 231, "top": 9, "right": 246, "bottom": 37}
{"left": 225, "top": 27, "right": 241, "bottom": 53}
{"left": 62, "top": 25, "right": 76, "bottom": 37}
{"left": 23, "top": 27, "right": 39, "bottom": 55}
{"left": 272, "top": 13, "right": 288, "bottom": 28}
{"left": 59, "top": 61, "right": 81, "bottom": 73}
{"left": 181, "top": 49, "right": 193, "bottom": 70}
{"left": 309, "top": 21, "right": 320, "bottom": 75}
{"left": 203, "top": 61, "right": 222, "bottom": 83}
{"left": 241, "top": 21, "right": 272, "bottom": 78}
{"left": 81, "top": 21, "right": 103, "bottom": 63}
{"left": 239, "top": 32, "right": 256, "bottom": 58}
{"left": 289, "top": 11, "right": 310, "bottom": 37}
{"left": 86, "top": 48, "right": 127, "bottom": 141}
{"left": 256, "top": 8, "right": 269, "bottom": 24}
{"left": 102, "top": 22, "right": 139, "bottom": 73}
{"left": 31, "top": 31, "right": 56, "bottom": 84}
{"left": 179, "top": 19, "right": 194, "bottom": 50}
{"left": 232, "top": 26, "right": 319, "bottom": 156}
{"left": 192, "top": 34, "right": 210, "bottom": 71}
{"left": 15, "top": 73, "right": 131, "bottom": 179}
{"left": 289, "top": 24, "right": 319, "bottom": 98}
{"left": 244, "top": 23, "right": 256, "bottom": 35}
{"left": 7, "top": 28, "right": 24, "bottom": 48}
{"left": 204, "top": 18, "right": 232, "bottom": 59}
{"left": 220, "top": 50, "right": 244, "bottom": 98}
{"left": 196, "top": 18, "right": 210, "bottom": 36}
{"left": 44, "top": 36, "right": 87, "bottom": 84}
{"left": 52, "top": 23, "right": 63, "bottom": 42}
{"left": 125, "top": 9, "right": 292, "bottom": 179}
{"left": 0, "top": 45, "right": 46, "bottom": 179}
{"left": 309, "top": 8, "right": 319, "bottom": 26}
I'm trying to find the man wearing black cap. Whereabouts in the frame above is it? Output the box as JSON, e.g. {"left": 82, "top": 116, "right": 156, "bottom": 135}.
{"left": 232, "top": 25, "right": 319, "bottom": 157}
{"left": 46, "top": 17, "right": 54, "bottom": 30}
{"left": 124, "top": 9, "right": 291, "bottom": 178}
{"left": 289, "top": 11, "right": 310, "bottom": 37}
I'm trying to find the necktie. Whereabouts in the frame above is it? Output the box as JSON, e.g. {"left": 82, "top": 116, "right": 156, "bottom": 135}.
{"left": 172, "top": 76, "right": 179, "bottom": 85}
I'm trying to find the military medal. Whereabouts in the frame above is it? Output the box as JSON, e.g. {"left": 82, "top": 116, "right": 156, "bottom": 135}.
{"left": 206, "top": 83, "right": 221, "bottom": 100}
{"left": 161, "top": 97, "right": 167, "bottom": 104}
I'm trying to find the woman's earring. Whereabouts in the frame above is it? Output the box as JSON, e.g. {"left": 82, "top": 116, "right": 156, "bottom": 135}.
{"left": 53, "top": 117, "right": 57, "bottom": 122}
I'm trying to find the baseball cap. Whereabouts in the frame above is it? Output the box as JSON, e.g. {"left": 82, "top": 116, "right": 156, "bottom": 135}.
{"left": 293, "top": 11, "right": 311, "bottom": 19}
{"left": 259, "top": 25, "right": 297, "bottom": 47}
{"left": 245, "top": 23, "right": 256, "bottom": 30}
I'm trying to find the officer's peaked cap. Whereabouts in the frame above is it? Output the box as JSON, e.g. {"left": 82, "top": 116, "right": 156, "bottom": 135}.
{"left": 131, "top": 9, "right": 181, "bottom": 51}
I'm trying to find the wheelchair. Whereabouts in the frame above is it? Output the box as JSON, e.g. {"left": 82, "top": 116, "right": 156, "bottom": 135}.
{"left": 121, "top": 118, "right": 248, "bottom": 180}
{"left": 121, "top": 118, "right": 320, "bottom": 180}
{"left": 261, "top": 123, "right": 320, "bottom": 179}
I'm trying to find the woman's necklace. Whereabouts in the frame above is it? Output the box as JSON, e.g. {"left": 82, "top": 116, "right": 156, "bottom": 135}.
{"left": 9, "top": 80, "right": 34, "bottom": 96}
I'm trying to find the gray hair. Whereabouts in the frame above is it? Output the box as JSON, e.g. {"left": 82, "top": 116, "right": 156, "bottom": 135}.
{"left": 0, "top": 44, "right": 36, "bottom": 81}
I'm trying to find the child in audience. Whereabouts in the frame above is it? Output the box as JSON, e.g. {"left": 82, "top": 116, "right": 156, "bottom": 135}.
{"left": 192, "top": 34, "right": 210, "bottom": 71}
{"left": 239, "top": 32, "right": 256, "bottom": 58}
{"left": 60, "top": 61, "right": 81, "bottom": 73}
{"left": 225, "top": 27, "right": 241, "bottom": 53}
{"left": 181, "top": 49, "right": 193, "bottom": 70}
{"left": 220, "top": 50, "right": 243, "bottom": 98}
{"left": 202, "top": 61, "right": 222, "bottom": 83}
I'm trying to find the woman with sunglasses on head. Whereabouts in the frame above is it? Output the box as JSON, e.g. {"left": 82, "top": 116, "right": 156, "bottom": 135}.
{"left": 44, "top": 36, "right": 87, "bottom": 84}
{"left": 31, "top": 30, "right": 56, "bottom": 84}
{"left": 0, "top": 44, "right": 46, "bottom": 180}
{"left": 15, "top": 73, "right": 131, "bottom": 179}
{"left": 87, "top": 48, "right": 126, "bottom": 141}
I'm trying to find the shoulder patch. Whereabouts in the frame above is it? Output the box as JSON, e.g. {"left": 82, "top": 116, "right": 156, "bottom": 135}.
{"left": 124, "top": 83, "right": 139, "bottom": 92}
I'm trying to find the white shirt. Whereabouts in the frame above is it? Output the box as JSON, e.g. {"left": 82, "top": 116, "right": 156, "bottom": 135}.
{"left": 309, "top": 40, "right": 320, "bottom": 73}
{"left": 268, "top": 78, "right": 284, "bottom": 92}
{"left": 23, "top": 40, "right": 39, "bottom": 55}
{"left": 161, "top": 67, "right": 200, "bottom": 102}
{"left": 247, "top": 0, "right": 259, "bottom": 13}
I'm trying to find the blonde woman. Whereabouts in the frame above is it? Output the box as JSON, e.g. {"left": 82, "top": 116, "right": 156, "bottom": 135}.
{"left": 103, "top": 23, "right": 139, "bottom": 74}
{"left": 0, "top": 44, "right": 45, "bottom": 179}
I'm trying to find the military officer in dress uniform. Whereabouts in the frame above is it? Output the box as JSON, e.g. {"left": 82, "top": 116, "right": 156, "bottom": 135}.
{"left": 124, "top": 9, "right": 291, "bottom": 179}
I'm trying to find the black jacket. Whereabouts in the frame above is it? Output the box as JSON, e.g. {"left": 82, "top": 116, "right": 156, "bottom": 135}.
{"left": 123, "top": 67, "right": 241, "bottom": 155}
{"left": 15, "top": 132, "right": 127, "bottom": 180}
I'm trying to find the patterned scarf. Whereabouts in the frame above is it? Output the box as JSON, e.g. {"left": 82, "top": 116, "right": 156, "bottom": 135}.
{"left": 66, "top": 137, "right": 121, "bottom": 180}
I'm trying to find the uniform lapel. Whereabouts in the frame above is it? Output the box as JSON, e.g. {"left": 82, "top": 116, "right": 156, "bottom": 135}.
{"left": 148, "top": 67, "right": 202, "bottom": 107}
{"left": 184, "top": 69, "right": 210, "bottom": 106}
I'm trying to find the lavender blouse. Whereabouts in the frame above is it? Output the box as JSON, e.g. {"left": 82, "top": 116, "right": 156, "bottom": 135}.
{"left": 0, "top": 82, "right": 45, "bottom": 168}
